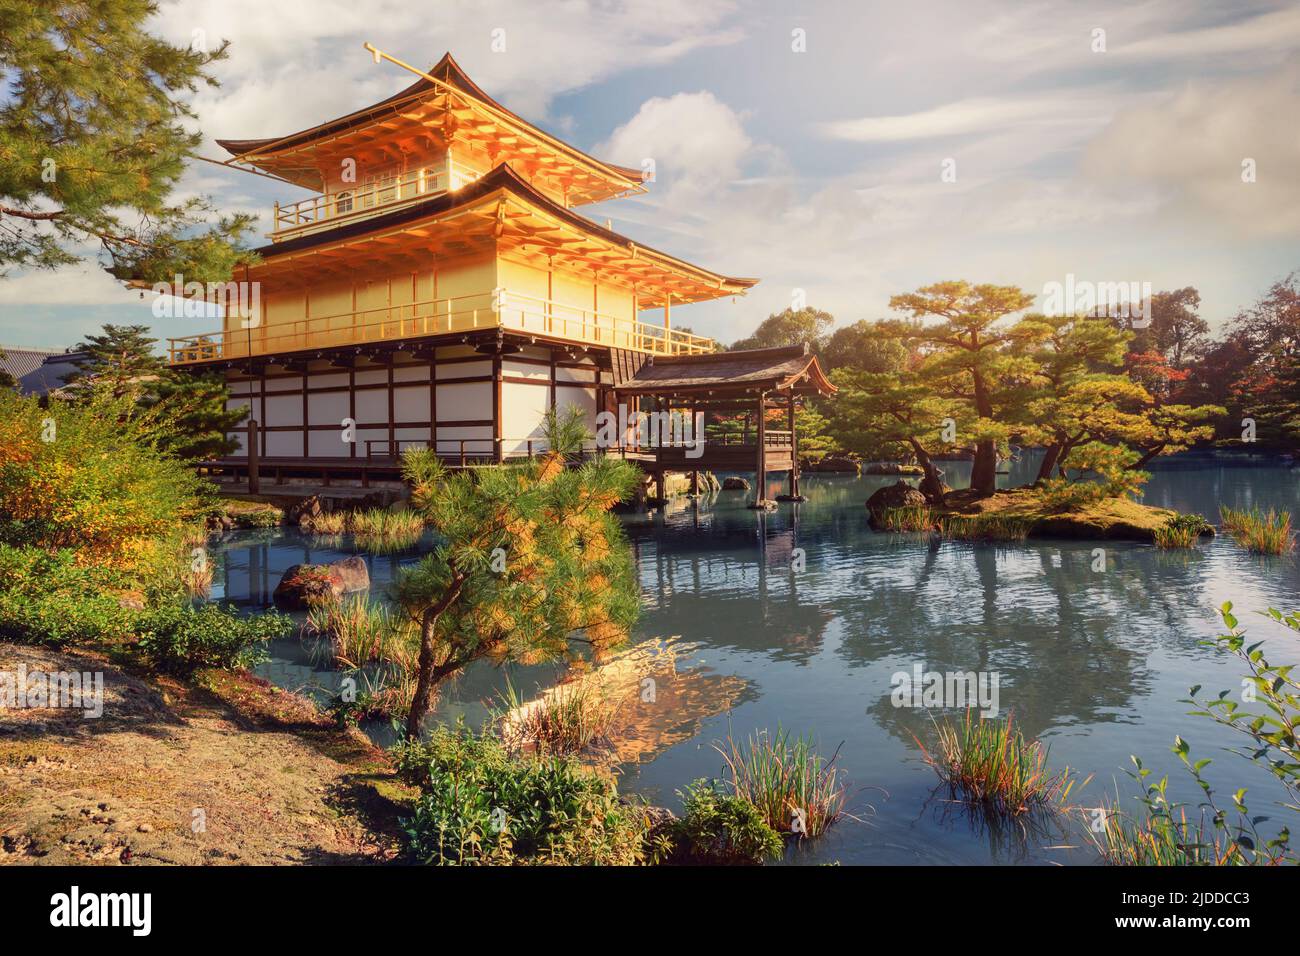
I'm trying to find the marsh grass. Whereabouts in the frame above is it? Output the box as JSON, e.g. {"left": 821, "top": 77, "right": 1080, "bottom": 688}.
{"left": 306, "top": 593, "right": 417, "bottom": 670}
{"left": 716, "top": 726, "right": 848, "bottom": 838}
{"left": 1092, "top": 803, "right": 1263, "bottom": 866}
{"left": 917, "top": 711, "right": 1079, "bottom": 816}
{"left": 1153, "top": 513, "right": 1210, "bottom": 550}
{"left": 494, "top": 677, "right": 626, "bottom": 756}
{"left": 181, "top": 560, "right": 213, "bottom": 598}
{"left": 310, "top": 512, "right": 348, "bottom": 535}
{"left": 874, "top": 504, "right": 935, "bottom": 533}
{"left": 939, "top": 513, "right": 1034, "bottom": 542}
{"left": 1219, "top": 505, "right": 1293, "bottom": 555}
{"left": 310, "top": 508, "right": 425, "bottom": 551}
{"left": 349, "top": 507, "right": 424, "bottom": 538}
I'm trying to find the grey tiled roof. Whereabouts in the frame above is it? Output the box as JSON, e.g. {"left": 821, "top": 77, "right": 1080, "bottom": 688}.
{"left": 0, "top": 346, "right": 61, "bottom": 380}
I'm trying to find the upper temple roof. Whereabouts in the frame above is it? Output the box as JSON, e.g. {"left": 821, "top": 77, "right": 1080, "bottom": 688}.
{"left": 216, "top": 53, "right": 645, "bottom": 206}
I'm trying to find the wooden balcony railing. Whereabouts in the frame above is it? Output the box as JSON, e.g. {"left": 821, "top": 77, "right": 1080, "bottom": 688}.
{"left": 271, "top": 160, "right": 481, "bottom": 239}
{"left": 166, "top": 289, "right": 716, "bottom": 365}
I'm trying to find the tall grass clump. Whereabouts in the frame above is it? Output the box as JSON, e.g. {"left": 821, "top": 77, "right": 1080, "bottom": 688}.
{"left": 1093, "top": 803, "right": 1261, "bottom": 866}
{"left": 1219, "top": 505, "right": 1293, "bottom": 555}
{"left": 939, "top": 513, "right": 1033, "bottom": 542}
{"left": 917, "top": 711, "right": 1077, "bottom": 816}
{"left": 348, "top": 507, "right": 424, "bottom": 539}
{"left": 1153, "top": 513, "right": 1210, "bottom": 549}
{"left": 716, "top": 726, "right": 847, "bottom": 838}
{"left": 306, "top": 593, "right": 416, "bottom": 669}
{"left": 309, "top": 511, "right": 348, "bottom": 534}
{"left": 873, "top": 504, "right": 934, "bottom": 533}
{"left": 495, "top": 678, "right": 625, "bottom": 756}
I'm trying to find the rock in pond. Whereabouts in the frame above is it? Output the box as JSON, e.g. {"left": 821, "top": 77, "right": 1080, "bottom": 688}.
{"left": 721, "top": 476, "right": 751, "bottom": 491}
{"left": 273, "top": 556, "right": 370, "bottom": 609}
{"left": 865, "top": 480, "right": 927, "bottom": 516}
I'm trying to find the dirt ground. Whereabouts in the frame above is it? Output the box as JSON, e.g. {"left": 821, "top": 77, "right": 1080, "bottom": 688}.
{"left": 0, "top": 643, "right": 409, "bottom": 865}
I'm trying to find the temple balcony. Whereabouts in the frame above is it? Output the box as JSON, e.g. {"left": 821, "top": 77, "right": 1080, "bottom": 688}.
{"left": 166, "top": 289, "right": 715, "bottom": 365}
{"left": 269, "top": 159, "right": 482, "bottom": 240}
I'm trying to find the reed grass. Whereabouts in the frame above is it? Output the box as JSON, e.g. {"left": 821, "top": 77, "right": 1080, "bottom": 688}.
{"left": 874, "top": 504, "right": 935, "bottom": 533}
{"left": 495, "top": 678, "right": 625, "bottom": 756}
{"left": 306, "top": 593, "right": 418, "bottom": 670}
{"left": 310, "top": 511, "right": 348, "bottom": 534}
{"left": 348, "top": 507, "right": 424, "bottom": 538}
{"left": 1093, "top": 804, "right": 1255, "bottom": 866}
{"left": 917, "top": 711, "right": 1077, "bottom": 816}
{"left": 939, "top": 513, "right": 1034, "bottom": 542}
{"left": 715, "top": 726, "right": 847, "bottom": 838}
{"left": 1219, "top": 505, "right": 1293, "bottom": 555}
{"left": 181, "top": 561, "right": 213, "bottom": 598}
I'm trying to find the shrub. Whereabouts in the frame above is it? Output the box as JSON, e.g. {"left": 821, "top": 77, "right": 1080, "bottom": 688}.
{"left": 0, "top": 546, "right": 135, "bottom": 646}
{"left": 395, "top": 727, "right": 648, "bottom": 865}
{"left": 1153, "top": 513, "right": 1210, "bottom": 549}
{"left": 666, "top": 779, "right": 783, "bottom": 865}
{"left": 716, "top": 726, "right": 848, "bottom": 838}
{"left": 917, "top": 711, "right": 1078, "bottom": 816}
{"left": 132, "top": 603, "right": 291, "bottom": 675}
{"left": 0, "top": 386, "right": 208, "bottom": 580}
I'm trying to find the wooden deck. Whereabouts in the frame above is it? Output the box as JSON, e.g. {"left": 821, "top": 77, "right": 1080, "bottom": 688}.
{"left": 201, "top": 436, "right": 796, "bottom": 492}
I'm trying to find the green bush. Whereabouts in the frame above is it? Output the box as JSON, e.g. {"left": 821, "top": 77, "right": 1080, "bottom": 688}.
{"left": 132, "top": 603, "right": 290, "bottom": 674}
{"left": 666, "top": 779, "right": 783, "bottom": 865}
{"left": 0, "top": 545, "right": 134, "bottom": 645}
{"left": 395, "top": 727, "right": 648, "bottom": 865}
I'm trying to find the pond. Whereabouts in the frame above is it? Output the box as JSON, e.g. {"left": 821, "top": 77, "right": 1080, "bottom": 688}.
{"left": 210, "top": 450, "right": 1300, "bottom": 865}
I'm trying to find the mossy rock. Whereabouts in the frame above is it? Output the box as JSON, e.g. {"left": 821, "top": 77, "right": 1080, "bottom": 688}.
{"left": 938, "top": 489, "right": 1179, "bottom": 541}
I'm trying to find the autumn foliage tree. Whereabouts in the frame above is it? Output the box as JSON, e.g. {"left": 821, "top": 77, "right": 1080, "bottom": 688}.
{"left": 395, "top": 410, "right": 641, "bottom": 737}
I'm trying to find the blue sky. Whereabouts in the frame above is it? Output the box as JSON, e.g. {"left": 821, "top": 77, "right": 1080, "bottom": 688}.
{"left": 2, "top": 0, "right": 1298, "bottom": 351}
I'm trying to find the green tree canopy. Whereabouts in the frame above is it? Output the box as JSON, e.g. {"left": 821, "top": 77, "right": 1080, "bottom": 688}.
{"left": 730, "top": 306, "right": 834, "bottom": 353}
{"left": 0, "top": 0, "right": 256, "bottom": 282}
{"left": 66, "top": 323, "right": 245, "bottom": 459}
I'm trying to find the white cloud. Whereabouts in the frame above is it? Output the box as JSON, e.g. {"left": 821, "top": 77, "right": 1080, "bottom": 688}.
{"left": 1082, "top": 61, "right": 1300, "bottom": 236}
{"left": 597, "top": 92, "right": 757, "bottom": 203}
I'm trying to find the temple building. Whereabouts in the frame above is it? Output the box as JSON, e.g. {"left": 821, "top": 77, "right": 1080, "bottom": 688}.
{"left": 171, "top": 51, "right": 832, "bottom": 501}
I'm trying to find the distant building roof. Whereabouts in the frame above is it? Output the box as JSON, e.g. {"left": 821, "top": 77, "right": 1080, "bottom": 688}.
{"left": 1, "top": 346, "right": 61, "bottom": 380}
{"left": 3, "top": 348, "right": 87, "bottom": 397}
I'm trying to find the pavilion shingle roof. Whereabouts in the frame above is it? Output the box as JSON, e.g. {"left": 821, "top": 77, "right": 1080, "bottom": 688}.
{"left": 614, "top": 344, "right": 835, "bottom": 396}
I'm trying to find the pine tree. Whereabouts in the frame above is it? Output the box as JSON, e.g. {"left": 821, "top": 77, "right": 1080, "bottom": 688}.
{"left": 66, "top": 324, "right": 164, "bottom": 395}
{"left": 0, "top": 0, "right": 257, "bottom": 281}
{"left": 66, "top": 323, "right": 245, "bottom": 459}
{"left": 395, "top": 408, "right": 641, "bottom": 738}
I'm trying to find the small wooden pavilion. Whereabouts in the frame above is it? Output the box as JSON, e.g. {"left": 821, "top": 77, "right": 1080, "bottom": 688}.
{"left": 614, "top": 344, "right": 836, "bottom": 506}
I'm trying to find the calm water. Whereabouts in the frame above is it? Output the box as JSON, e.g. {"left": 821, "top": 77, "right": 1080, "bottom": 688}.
{"left": 213, "top": 450, "right": 1300, "bottom": 865}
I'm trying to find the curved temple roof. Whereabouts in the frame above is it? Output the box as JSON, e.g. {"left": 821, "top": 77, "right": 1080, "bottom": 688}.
{"left": 615, "top": 344, "right": 836, "bottom": 397}
{"left": 216, "top": 52, "right": 643, "bottom": 204}
{"left": 245, "top": 163, "right": 758, "bottom": 305}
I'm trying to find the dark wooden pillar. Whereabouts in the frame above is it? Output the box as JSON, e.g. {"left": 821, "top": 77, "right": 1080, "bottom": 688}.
{"left": 247, "top": 419, "right": 260, "bottom": 494}
{"left": 787, "top": 390, "right": 799, "bottom": 497}
{"left": 753, "top": 390, "right": 766, "bottom": 505}
{"left": 492, "top": 353, "right": 503, "bottom": 462}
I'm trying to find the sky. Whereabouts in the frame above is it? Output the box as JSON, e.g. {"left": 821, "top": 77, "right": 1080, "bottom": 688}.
{"left": 2, "top": 0, "right": 1299, "bottom": 351}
